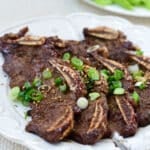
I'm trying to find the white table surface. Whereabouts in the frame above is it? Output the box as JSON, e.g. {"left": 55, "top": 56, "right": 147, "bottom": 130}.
{"left": 0, "top": 0, "right": 150, "bottom": 149}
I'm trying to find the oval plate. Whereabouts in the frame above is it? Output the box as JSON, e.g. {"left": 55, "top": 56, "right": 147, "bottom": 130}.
{"left": 0, "top": 13, "right": 150, "bottom": 150}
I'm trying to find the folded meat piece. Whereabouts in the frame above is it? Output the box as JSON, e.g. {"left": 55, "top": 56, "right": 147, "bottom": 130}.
{"left": 126, "top": 54, "right": 150, "bottom": 126}
{"left": 87, "top": 49, "right": 137, "bottom": 137}
{"left": 72, "top": 93, "right": 108, "bottom": 144}
{"left": 26, "top": 100, "right": 74, "bottom": 142}
{"left": 83, "top": 26, "right": 138, "bottom": 64}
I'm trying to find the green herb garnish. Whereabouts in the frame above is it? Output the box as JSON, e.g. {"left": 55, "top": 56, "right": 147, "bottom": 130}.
{"left": 63, "top": 52, "right": 71, "bottom": 61}
{"left": 100, "top": 69, "right": 110, "bottom": 80}
{"left": 32, "top": 77, "right": 42, "bottom": 87}
{"left": 42, "top": 68, "right": 52, "bottom": 80}
{"left": 113, "top": 88, "right": 125, "bottom": 95}
{"left": 132, "top": 91, "right": 140, "bottom": 103}
{"left": 10, "top": 86, "right": 20, "bottom": 100}
{"left": 71, "top": 56, "right": 83, "bottom": 70}
{"left": 136, "top": 50, "right": 144, "bottom": 56}
{"left": 59, "top": 84, "right": 67, "bottom": 93}
{"left": 89, "top": 92, "right": 100, "bottom": 101}
{"left": 55, "top": 77, "right": 63, "bottom": 86}
{"left": 87, "top": 67, "right": 100, "bottom": 81}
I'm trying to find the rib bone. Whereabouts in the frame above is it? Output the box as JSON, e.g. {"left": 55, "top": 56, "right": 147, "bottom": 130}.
{"left": 84, "top": 26, "right": 120, "bottom": 40}
{"left": 49, "top": 59, "right": 87, "bottom": 97}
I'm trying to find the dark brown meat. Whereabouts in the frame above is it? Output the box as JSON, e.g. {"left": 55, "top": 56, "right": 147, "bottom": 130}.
{"left": 135, "top": 84, "right": 150, "bottom": 126}
{"left": 83, "top": 26, "right": 137, "bottom": 64}
{"left": 26, "top": 100, "right": 74, "bottom": 142}
{"left": 0, "top": 26, "right": 149, "bottom": 145}
{"left": 72, "top": 94, "right": 108, "bottom": 144}
{"left": 107, "top": 95, "right": 137, "bottom": 137}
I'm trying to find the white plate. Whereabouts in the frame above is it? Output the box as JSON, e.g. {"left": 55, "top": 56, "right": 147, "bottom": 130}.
{"left": 0, "top": 13, "right": 150, "bottom": 150}
{"left": 83, "top": 0, "right": 150, "bottom": 17}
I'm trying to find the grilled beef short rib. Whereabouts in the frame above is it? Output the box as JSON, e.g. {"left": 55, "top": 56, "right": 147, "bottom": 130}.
{"left": 0, "top": 26, "right": 149, "bottom": 145}
{"left": 72, "top": 94, "right": 108, "bottom": 144}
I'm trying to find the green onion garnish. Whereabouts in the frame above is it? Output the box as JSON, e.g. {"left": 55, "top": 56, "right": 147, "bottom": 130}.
{"left": 113, "top": 69, "right": 124, "bottom": 80}
{"left": 136, "top": 50, "right": 144, "bottom": 56}
{"left": 59, "top": 84, "right": 67, "bottom": 93}
{"left": 42, "top": 68, "right": 52, "bottom": 80}
{"left": 87, "top": 67, "right": 100, "bottom": 81}
{"left": 113, "top": 88, "right": 125, "bottom": 95}
{"left": 32, "top": 77, "right": 42, "bottom": 87}
{"left": 100, "top": 69, "right": 110, "bottom": 80}
{"left": 10, "top": 86, "right": 20, "bottom": 100}
{"left": 89, "top": 92, "right": 100, "bottom": 101}
{"left": 23, "top": 82, "right": 31, "bottom": 89}
{"left": 55, "top": 77, "right": 63, "bottom": 86}
{"left": 71, "top": 56, "right": 83, "bottom": 70}
{"left": 132, "top": 91, "right": 140, "bottom": 103}
{"left": 63, "top": 52, "right": 71, "bottom": 61}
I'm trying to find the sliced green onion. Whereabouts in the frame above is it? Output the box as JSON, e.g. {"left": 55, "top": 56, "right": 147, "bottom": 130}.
{"left": 23, "top": 82, "right": 31, "bottom": 89}
{"left": 87, "top": 67, "right": 100, "bottom": 81}
{"left": 10, "top": 86, "right": 20, "bottom": 100}
{"left": 128, "top": 64, "right": 139, "bottom": 73}
{"left": 59, "top": 84, "right": 67, "bottom": 93}
{"left": 24, "top": 111, "right": 29, "bottom": 119}
{"left": 113, "top": 69, "right": 124, "bottom": 80}
{"left": 113, "top": 88, "right": 125, "bottom": 95}
{"left": 32, "top": 77, "right": 42, "bottom": 87}
{"left": 132, "top": 91, "right": 140, "bottom": 103}
{"left": 100, "top": 69, "right": 110, "bottom": 80}
{"left": 136, "top": 50, "right": 144, "bottom": 56}
{"left": 109, "top": 80, "right": 122, "bottom": 92}
{"left": 71, "top": 56, "right": 83, "bottom": 70}
{"left": 77, "top": 97, "right": 88, "bottom": 109}
{"left": 138, "top": 82, "right": 147, "bottom": 90}
{"left": 55, "top": 77, "right": 63, "bottom": 86}
{"left": 31, "top": 90, "right": 43, "bottom": 102}
{"left": 42, "top": 68, "right": 52, "bottom": 80}
{"left": 63, "top": 52, "right": 71, "bottom": 61}
{"left": 89, "top": 92, "right": 100, "bottom": 101}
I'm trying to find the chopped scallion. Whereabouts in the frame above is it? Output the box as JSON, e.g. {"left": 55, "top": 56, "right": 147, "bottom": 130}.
{"left": 42, "top": 68, "right": 52, "bottom": 80}
{"left": 71, "top": 56, "right": 83, "bottom": 70}
{"left": 10, "top": 86, "right": 20, "bottom": 100}
{"left": 136, "top": 50, "right": 144, "bottom": 56}
{"left": 63, "top": 52, "right": 71, "bottom": 61}
{"left": 87, "top": 67, "right": 100, "bottom": 81}
{"left": 59, "top": 84, "right": 67, "bottom": 93}
{"left": 89, "top": 92, "right": 100, "bottom": 101}
{"left": 132, "top": 91, "right": 140, "bottom": 103}
{"left": 113, "top": 88, "right": 125, "bottom": 95}
{"left": 55, "top": 77, "right": 63, "bottom": 86}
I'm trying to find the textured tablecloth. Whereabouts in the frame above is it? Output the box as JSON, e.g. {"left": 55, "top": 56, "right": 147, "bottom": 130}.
{"left": 0, "top": 0, "right": 150, "bottom": 149}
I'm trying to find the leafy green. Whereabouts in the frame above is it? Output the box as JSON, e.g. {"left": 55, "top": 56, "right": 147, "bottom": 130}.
{"left": 94, "top": 0, "right": 112, "bottom": 6}
{"left": 92, "top": 0, "right": 150, "bottom": 10}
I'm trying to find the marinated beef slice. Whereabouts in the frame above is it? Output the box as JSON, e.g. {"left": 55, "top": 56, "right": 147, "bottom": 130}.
{"left": 135, "top": 84, "right": 150, "bottom": 126}
{"left": 72, "top": 94, "right": 108, "bottom": 144}
{"left": 107, "top": 95, "right": 137, "bottom": 137}
{"left": 0, "top": 26, "right": 149, "bottom": 145}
